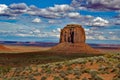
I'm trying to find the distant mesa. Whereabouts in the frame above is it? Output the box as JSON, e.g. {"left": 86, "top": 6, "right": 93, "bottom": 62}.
{"left": 51, "top": 24, "right": 101, "bottom": 54}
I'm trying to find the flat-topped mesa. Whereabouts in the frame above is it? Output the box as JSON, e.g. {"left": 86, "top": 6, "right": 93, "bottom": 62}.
{"left": 60, "top": 24, "right": 86, "bottom": 43}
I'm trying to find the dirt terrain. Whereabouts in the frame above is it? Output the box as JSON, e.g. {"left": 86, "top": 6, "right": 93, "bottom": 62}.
{"left": 0, "top": 45, "right": 51, "bottom": 53}
{"left": 1, "top": 44, "right": 119, "bottom": 54}
{"left": 0, "top": 53, "right": 119, "bottom": 80}
{"left": 0, "top": 44, "right": 120, "bottom": 80}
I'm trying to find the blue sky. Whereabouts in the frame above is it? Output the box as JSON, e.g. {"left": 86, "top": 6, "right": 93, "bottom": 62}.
{"left": 0, "top": 0, "right": 120, "bottom": 44}
{"left": 0, "top": 0, "right": 71, "bottom": 8}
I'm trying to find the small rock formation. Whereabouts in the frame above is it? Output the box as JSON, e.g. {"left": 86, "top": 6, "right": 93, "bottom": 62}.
{"left": 51, "top": 24, "right": 101, "bottom": 54}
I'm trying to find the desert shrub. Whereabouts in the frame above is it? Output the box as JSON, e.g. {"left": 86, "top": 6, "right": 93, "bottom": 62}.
{"left": 104, "top": 53, "right": 113, "bottom": 58}
{"left": 9, "top": 77, "right": 17, "bottom": 80}
{"left": 59, "top": 71, "right": 66, "bottom": 78}
{"left": 41, "top": 76, "right": 47, "bottom": 80}
{"left": 63, "top": 77, "right": 69, "bottom": 80}
{"left": 89, "top": 70, "right": 98, "bottom": 78}
{"left": 113, "top": 78, "right": 120, "bottom": 80}
{"left": 75, "top": 75, "right": 80, "bottom": 79}
{"left": 0, "top": 66, "right": 11, "bottom": 76}
{"left": 56, "top": 64, "right": 63, "bottom": 69}
{"left": 28, "top": 75, "right": 34, "bottom": 80}
{"left": 94, "top": 75, "right": 104, "bottom": 80}
{"left": 82, "top": 77, "right": 88, "bottom": 80}
{"left": 111, "top": 68, "right": 119, "bottom": 73}
{"left": 83, "top": 68, "right": 90, "bottom": 73}
{"left": 73, "top": 70, "right": 81, "bottom": 76}
{"left": 116, "top": 63, "right": 120, "bottom": 68}
{"left": 67, "top": 70, "right": 74, "bottom": 74}
{"left": 53, "top": 76, "right": 61, "bottom": 80}
{"left": 32, "top": 72, "right": 41, "bottom": 76}
{"left": 67, "top": 66, "right": 73, "bottom": 71}
{"left": 45, "top": 68, "right": 52, "bottom": 74}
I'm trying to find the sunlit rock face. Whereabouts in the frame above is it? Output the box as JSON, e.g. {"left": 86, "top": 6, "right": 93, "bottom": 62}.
{"left": 60, "top": 24, "right": 86, "bottom": 43}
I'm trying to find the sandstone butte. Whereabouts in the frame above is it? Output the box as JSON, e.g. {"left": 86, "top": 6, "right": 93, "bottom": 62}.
{"left": 51, "top": 24, "right": 101, "bottom": 54}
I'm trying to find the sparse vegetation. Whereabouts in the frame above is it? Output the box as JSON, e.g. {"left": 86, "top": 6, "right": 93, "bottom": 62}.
{"left": 0, "top": 52, "right": 119, "bottom": 80}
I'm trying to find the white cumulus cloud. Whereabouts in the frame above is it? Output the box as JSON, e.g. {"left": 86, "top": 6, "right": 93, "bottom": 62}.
{"left": 71, "top": 0, "right": 120, "bottom": 11}
{"left": 32, "top": 18, "right": 42, "bottom": 23}
{"left": 48, "top": 4, "right": 74, "bottom": 12}
{"left": 0, "top": 4, "right": 8, "bottom": 14}
{"left": 67, "top": 12, "right": 81, "bottom": 18}
{"left": 89, "top": 17, "right": 109, "bottom": 27}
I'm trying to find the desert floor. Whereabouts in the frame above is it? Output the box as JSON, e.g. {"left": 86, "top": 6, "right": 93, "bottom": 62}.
{"left": 0, "top": 44, "right": 120, "bottom": 80}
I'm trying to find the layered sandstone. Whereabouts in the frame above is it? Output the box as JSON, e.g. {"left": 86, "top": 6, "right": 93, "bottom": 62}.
{"left": 51, "top": 24, "right": 101, "bottom": 54}
{"left": 60, "top": 24, "right": 85, "bottom": 43}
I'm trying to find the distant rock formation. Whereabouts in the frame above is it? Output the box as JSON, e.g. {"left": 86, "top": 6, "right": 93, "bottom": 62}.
{"left": 0, "top": 45, "right": 10, "bottom": 51}
{"left": 60, "top": 24, "right": 85, "bottom": 43}
{"left": 51, "top": 24, "right": 101, "bottom": 54}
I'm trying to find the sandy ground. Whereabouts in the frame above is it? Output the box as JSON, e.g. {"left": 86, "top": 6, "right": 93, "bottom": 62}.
{"left": 0, "top": 44, "right": 120, "bottom": 53}
{"left": 97, "top": 48, "right": 120, "bottom": 54}
{"left": 0, "top": 45, "right": 51, "bottom": 53}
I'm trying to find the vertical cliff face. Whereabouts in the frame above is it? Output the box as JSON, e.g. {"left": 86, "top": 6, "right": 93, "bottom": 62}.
{"left": 60, "top": 24, "right": 86, "bottom": 43}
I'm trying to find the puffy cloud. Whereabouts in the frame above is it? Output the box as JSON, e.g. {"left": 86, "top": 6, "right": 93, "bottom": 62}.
{"left": 109, "top": 36, "right": 120, "bottom": 40}
{"left": 34, "top": 29, "right": 41, "bottom": 33}
{"left": 8, "top": 3, "right": 28, "bottom": 15}
{"left": 71, "top": 0, "right": 120, "bottom": 11}
{"left": 27, "top": 8, "right": 63, "bottom": 19}
{"left": 85, "top": 27, "right": 120, "bottom": 40}
{"left": 48, "top": 20, "right": 62, "bottom": 24}
{"left": 0, "top": 4, "right": 8, "bottom": 14}
{"left": 57, "top": 28, "right": 61, "bottom": 32}
{"left": 48, "top": 20, "right": 56, "bottom": 24}
{"left": 67, "top": 12, "right": 81, "bottom": 18}
{"left": 8, "top": 17, "right": 16, "bottom": 20}
{"left": 27, "top": 4, "right": 74, "bottom": 19}
{"left": 0, "top": 3, "right": 28, "bottom": 16}
{"left": 16, "top": 33, "right": 32, "bottom": 37}
{"left": 0, "top": 3, "right": 75, "bottom": 19}
{"left": 32, "top": 18, "right": 42, "bottom": 23}
{"left": 9, "top": 3, "right": 28, "bottom": 10}
{"left": 88, "top": 17, "right": 109, "bottom": 27}
{"left": 48, "top": 4, "right": 74, "bottom": 12}
{"left": 52, "top": 28, "right": 61, "bottom": 33}
{"left": 0, "top": 22, "right": 33, "bottom": 36}
{"left": 114, "top": 20, "right": 120, "bottom": 25}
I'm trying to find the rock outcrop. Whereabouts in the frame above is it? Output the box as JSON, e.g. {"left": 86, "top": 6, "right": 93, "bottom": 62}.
{"left": 60, "top": 24, "right": 85, "bottom": 43}
{"left": 51, "top": 24, "right": 101, "bottom": 54}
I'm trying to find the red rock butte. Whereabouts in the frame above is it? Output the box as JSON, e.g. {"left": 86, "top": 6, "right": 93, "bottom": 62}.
{"left": 51, "top": 24, "right": 101, "bottom": 54}
{"left": 60, "top": 24, "right": 85, "bottom": 43}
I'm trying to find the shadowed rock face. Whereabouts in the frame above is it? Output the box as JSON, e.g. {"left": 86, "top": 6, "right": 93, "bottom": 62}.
{"left": 60, "top": 24, "right": 86, "bottom": 43}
